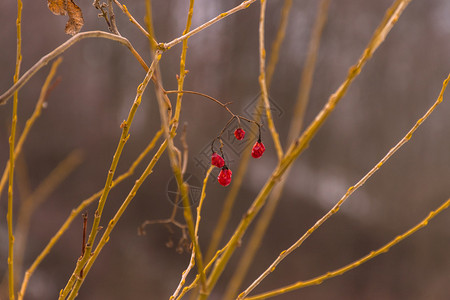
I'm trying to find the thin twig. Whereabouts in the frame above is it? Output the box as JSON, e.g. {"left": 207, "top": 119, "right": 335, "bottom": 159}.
{"left": 107, "top": 0, "right": 120, "bottom": 35}
{"left": 0, "top": 57, "right": 62, "bottom": 219}
{"left": 81, "top": 213, "right": 87, "bottom": 257}
{"left": 266, "top": 0, "right": 292, "bottom": 87}
{"left": 95, "top": 2, "right": 112, "bottom": 30}
{"left": 165, "top": 90, "right": 259, "bottom": 126}
{"left": 0, "top": 31, "right": 148, "bottom": 105}
{"left": 224, "top": 1, "right": 330, "bottom": 298}
{"left": 80, "top": 212, "right": 88, "bottom": 278}
{"left": 8, "top": 1, "right": 23, "bottom": 298}
{"left": 170, "top": 166, "right": 213, "bottom": 300}
{"left": 66, "top": 138, "right": 168, "bottom": 299}
{"left": 171, "top": 251, "right": 196, "bottom": 300}
{"left": 144, "top": 0, "right": 158, "bottom": 51}
{"left": 138, "top": 217, "right": 189, "bottom": 252}
{"left": 113, "top": 0, "right": 156, "bottom": 42}
{"left": 204, "top": 0, "right": 293, "bottom": 264}
{"left": 287, "top": 0, "right": 330, "bottom": 144}
{"left": 245, "top": 196, "right": 450, "bottom": 299}
{"left": 164, "top": 0, "right": 258, "bottom": 50}
{"left": 175, "top": 246, "right": 227, "bottom": 300}
{"left": 165, "top": 89, "right": 261, "bottom": 162}
{"left": 15, "top": 150, "right": 83, "bottom": 285}
{"left": 171, "top": 0, "right": 195, "bottom": 138}
{"left": 258, "top": 0, "right": 283, "bottom": 160}
{"left": 195, "top": 166, "right": 214, "bottom": 237}
{"left": 156, "top": 57, "right": 208, "bottom": 295}
{"left": 279, "top": 0, "right": 411, "bottom": 183}
{"left": 60, "top": 52, "right": 162, "bottom": 300}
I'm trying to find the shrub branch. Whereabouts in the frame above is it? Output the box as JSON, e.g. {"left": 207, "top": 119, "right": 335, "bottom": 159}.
{"left": 239, "top": 72, "right": 450, "bottom": 299}
{"left": 204, "top": 0, "right": 412, "bottom": 295}
{"left": 245, "top": 196, "right": 450, "bottom": 299}
{"left": 0, "top": 31, "right": 148, "bottom": 105}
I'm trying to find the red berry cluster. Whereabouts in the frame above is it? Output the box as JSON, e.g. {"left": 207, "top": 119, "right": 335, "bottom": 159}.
{"left": 212, "top": 126, "right": 265, "bottom": 187}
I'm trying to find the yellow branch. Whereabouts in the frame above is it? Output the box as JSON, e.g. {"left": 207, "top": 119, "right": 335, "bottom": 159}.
{"left": 156, "top": 68, "right": 208, "bottom": 297}
{"left": 7, "top": 1, "right": 23, "bottom": 298}
{"left": 164, "top": 0, "right": 258, "bottom": 50}
{"left": 144, "top": 0, "right": 158, "bottom": 51}
{"left": 15, "top": 149, "right": 83, "bottom": 289}
{"left": 66, "top": 139, "right": 168, "bottom": 300}
{"left": 195, "top": 166, "right": 214, "bottom": 236}
{"left": 18, "top": 128, "right": 163, "bottom": 300}
{"left": 0, "top": 31, "right": 148, "bottom": 105}
{"left": 171, "top": 0, "right": 195, "bottom": 139}
{"left": 163, "top": 0, "right": 210, "bottom": 295}
{"left": 170, "top": 166, "right": 214, "bottom": 300}
{"left": 205, "top": 0, "right": 294, "bottom": 265}
{"left": 175, "top": 246, "right": 227, "bottom": 300}
{"left": 258, "top": 0, "right": 283, "bottom": 160}
{"left": 245, "top": 196, "right": 450, "bottom": 299}
{"left": 204, "top": 0, "right": 411, "bottom": 295}
{"left": 59, "top": 52, "right": 162, "bottom": 300}
{"left": 224, "top": 1, "right": 330, "bottom": 298}
{"left": 0, "top": 57, "right": 62, "bottom": 218}
{"left": 239, "top": 72, "right": 450, "bottom": 298}
{"left": 265, "top": 0, "right": 292, "bottom": 87}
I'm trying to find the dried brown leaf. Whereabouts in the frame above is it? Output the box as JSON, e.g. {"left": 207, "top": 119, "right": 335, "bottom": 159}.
{"left": 47, "top": 0, "right": 84, "bottom": 36}
{"left": 65, "top": 1, "right": 84, "bottom": 35}
{"left": 47, "top": 0, "right": 67, "bottom": 16}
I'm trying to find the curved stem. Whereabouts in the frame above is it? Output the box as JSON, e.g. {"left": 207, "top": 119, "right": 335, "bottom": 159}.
{"left": 164, "top": 0, "right": 258, "bottom": 50}
{"left": 165, "top": 90, "right": 262, "bottom": 129}
{"left": 165, "top": 90, "right": 235, "bottom": 117}
{"left": 0, "top": 31, "right": 148, "bottom": 105}
{"left": 166, "top": 89, "right": 262, "bottom": 162}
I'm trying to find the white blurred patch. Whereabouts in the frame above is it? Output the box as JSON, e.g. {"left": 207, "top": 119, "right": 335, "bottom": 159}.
{"left": 431, "top": 0, "right": 450, "bottom": 36}
{"left": 248, "top": 158, "right": 375, "bottom": 222}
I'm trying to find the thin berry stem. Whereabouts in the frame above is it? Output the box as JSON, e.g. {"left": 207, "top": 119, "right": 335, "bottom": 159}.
{"left": 165, "top": 90, "right": 261, "bottom": 127}
{"left": 165, "top": 90, "right": 262, "bottom": 155}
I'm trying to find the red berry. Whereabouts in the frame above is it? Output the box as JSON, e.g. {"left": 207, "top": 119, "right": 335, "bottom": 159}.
{"left": 218, "top": 167, "right": 232, "bottom": 186}
{"left": 251, "top": 141, "right": 265, "bottom": 158}
{"left": 211, "top": 152, "right": 225, "bottom": 168}
{"left": 234, "top": 128, "right": 245, "bottom": 140}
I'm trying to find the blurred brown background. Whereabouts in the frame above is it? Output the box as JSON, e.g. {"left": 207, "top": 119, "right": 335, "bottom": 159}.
{"left": 1, "top": 0, "right": 450, "bottom": 299}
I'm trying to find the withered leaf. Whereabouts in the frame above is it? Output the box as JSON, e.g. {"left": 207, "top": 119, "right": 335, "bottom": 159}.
{"left": 48, "top": 0, "right": 67, "bottom": 15}
{"left": 47, "top": 0, "right": 84, "bottom": 36}
{"left": 65, "top": 1, "right": 84, "bottom": 35}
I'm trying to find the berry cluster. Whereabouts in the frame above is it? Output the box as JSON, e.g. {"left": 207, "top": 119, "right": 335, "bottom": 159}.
{"left": 162, "top": 89, "right": 265, "bottom": 187}
{"left": 211, "top": 126, "right": 265, "bottom": 187}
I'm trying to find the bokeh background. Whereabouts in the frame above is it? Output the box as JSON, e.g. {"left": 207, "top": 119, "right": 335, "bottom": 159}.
{"left": 1, "top": 0, "right": 450, "bottom": 299}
